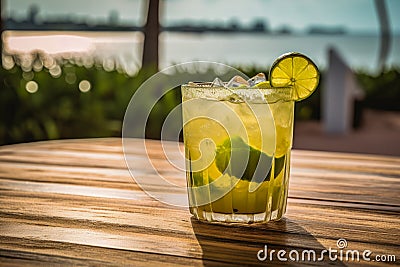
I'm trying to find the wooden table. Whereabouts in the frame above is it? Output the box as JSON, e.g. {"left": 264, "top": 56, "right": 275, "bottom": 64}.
{"left": 0, "top": 138, "right": 399, "bottom": 266}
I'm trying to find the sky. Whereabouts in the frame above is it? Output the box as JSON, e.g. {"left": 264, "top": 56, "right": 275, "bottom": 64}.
{"left": 4, "top": 0, "right": 400, "bottom": 34}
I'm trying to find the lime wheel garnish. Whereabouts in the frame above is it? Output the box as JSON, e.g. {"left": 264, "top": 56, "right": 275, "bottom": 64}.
{"left": 269, "top": 52, "right": 320, "bottom": 100}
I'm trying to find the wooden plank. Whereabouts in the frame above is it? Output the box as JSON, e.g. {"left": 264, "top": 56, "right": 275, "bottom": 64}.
{"left": 1, "top": 212, "right": 398, "bottom": 266}
{"left": 0, "top": 191, "right": 398, "bottom": 250}
{"left": 0, "top": 138, "right": 399, "bottom": 266}
{"left": 0, "top": 238, "right": 207, "bottom": 267}
{"left": 1, "top": 138, "right": 398, "bottom": 170}
{"left": 0, "top": 143, "right": 399, "bottom": 206}
{"left": 0, "top": 160, "right": 398, "bottom": 207}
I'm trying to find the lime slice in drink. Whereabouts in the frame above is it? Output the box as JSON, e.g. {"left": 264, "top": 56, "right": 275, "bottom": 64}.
{"left": 215, "top": 136, "right": 272, "bottom": 183}
{"left": 269, "top": 52, "right": 320, "bottom": 100}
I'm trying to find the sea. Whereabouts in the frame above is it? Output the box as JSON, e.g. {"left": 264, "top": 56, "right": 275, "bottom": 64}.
{"left": 3, "top": 31, "right": 400, "bottom": 75}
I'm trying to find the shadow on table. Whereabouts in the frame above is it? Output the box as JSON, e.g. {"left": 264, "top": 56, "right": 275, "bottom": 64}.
{"left": 191, "top": 217, "right": 346, "bottom": 266}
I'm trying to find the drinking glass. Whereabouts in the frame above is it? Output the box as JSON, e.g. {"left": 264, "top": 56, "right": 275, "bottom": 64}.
{"left": 182, "top": 83, "right": 294, "bottom": 223}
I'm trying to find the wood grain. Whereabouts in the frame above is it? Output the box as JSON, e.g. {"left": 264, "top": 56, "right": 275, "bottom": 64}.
{"left": 0, "top": 138, "right": 399, "bottom": 266}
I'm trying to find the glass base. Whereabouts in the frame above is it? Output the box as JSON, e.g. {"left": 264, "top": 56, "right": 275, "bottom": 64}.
{"left": 191, "top": 207, "right": 284, "bottom": 223}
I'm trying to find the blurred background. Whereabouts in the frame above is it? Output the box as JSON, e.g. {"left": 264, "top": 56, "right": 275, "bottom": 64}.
{"left": 0, "top": 0, "right": 399, "bottom": 155}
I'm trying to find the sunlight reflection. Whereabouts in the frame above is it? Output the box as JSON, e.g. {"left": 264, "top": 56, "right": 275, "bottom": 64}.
{"left": 22, "top": 71, "right": 34, "bottom": 81}
{"left": 32, "top": 58, "right": 44, "bottom": 72}
{"left": 25, "top": 81, "right": 38, "bottom": 93}
{"left": 2, "top": 55, "right": 15, "bottom": 70}
{"left": 49, "top": 65, "right": 62, "bottom": 78}
{"left": 79, "top": 80, "right": 91, "bottom": 92}
{"left": 65, "top": 73, "right": 77, "bottom": 84}
{"left": 5, "top": 34, "right": 95, "bottom": 55}
{"left": 3, "top": 31, "right": 144, "bottom": 76}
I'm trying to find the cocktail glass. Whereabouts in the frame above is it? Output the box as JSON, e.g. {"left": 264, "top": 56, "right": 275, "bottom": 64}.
{"left": 182, "top": 83, "right": 294, "bottom": 223}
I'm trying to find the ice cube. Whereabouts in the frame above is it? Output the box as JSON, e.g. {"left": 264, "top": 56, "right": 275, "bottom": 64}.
{"left": 227, "top": 75, "right": 249, "bottom": 87}
{"left": 247, "top": 73, "right": 266, "bottom": 87}
{"left": 211, "top": 77, "right": 225, "bottom": 87}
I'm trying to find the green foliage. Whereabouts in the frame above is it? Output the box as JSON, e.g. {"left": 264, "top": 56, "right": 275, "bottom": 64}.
{"left": 0, "top": 64, "right": 140, "bottom": 145}
{"left": 0, "top": 64, "right": 399, "bottom": 145}
{"left": 356, "top": 68, "right": 400, "bottom": 111}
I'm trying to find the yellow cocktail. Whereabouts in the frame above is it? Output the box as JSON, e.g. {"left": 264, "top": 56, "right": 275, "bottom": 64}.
{"left": 182, "top": 53, "right": 319, "bottom": 223}
{"left": 182, "top": 84, "right": 293, "bottom": 223}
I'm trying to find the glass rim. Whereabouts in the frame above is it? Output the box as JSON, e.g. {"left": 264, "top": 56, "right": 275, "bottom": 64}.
{"left": 182, "top": 82, "right": 292, "bottom": 90}
{"left": 181, "top": 83, "right": 295, "bottom": 103}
